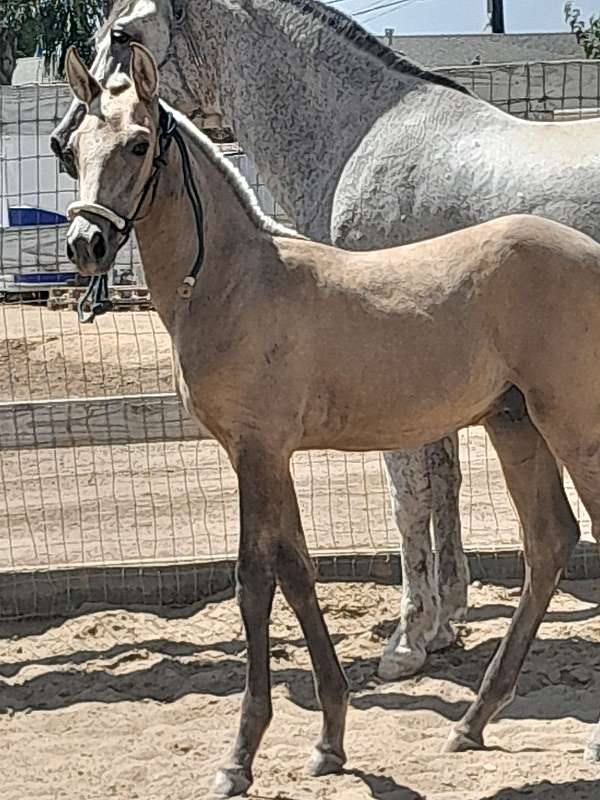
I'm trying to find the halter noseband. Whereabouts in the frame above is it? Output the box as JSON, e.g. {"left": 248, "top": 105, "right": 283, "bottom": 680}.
{"left": 67, "top": 103, "right": 204, "bottom": 323}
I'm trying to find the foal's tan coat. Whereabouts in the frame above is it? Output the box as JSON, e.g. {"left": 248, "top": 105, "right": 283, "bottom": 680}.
{"left": 66, "top": 45, "right": 599, "bottom": 798}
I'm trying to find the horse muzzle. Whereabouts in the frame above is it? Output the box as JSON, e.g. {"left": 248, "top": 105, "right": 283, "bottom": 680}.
{"left": 66, "top": 212, "right": 119, "bottom": 276}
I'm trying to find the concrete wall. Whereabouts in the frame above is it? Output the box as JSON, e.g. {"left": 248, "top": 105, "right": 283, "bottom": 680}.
{"left": 382, "top": 32, "right": 583, "bottom": 68}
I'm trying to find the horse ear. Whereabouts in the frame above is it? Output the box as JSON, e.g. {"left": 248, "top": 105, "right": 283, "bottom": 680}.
{"left": 65, "top": 47, "right": 101, "bottom": 107}
{"left": 130, "top": 42, "right": 159, "bottom": 103}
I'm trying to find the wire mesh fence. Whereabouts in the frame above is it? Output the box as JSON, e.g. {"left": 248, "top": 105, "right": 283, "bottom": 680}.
{"left": 0, "top": 61, "right": 597, "bottom": 614}
{"left": 440, "top": 58, "right": 600, "bottom": 119}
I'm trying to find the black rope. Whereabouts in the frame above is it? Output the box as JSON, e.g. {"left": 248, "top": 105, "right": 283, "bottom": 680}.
{"left": 172, "top": 126, "right": 205, "bottom": 288}
{"left": 77, "top": 274, "right": 112, "bottom": 324}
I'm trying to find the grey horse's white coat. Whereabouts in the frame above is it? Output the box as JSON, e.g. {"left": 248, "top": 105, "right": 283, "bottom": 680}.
{"left": 51, "top": 0, "right": 600, "bottom": 684}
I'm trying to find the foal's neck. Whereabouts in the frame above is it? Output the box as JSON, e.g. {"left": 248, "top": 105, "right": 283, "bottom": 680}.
{"left": 134, "top": 113, "right": 275, "bottom": 329}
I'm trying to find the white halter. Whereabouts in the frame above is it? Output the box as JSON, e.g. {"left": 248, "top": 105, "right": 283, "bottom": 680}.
{"left": 67, "top": 201, "right": 128, "bottom": 231}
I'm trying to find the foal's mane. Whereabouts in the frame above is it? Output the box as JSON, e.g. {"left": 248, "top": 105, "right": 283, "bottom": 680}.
{"left": 98, "top": 0, "right": 470, "bottom": 96}
{"left": 171, "top": 107, "right": 302, "bottom": 239}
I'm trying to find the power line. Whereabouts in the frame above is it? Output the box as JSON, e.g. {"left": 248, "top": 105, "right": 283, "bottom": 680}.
{"left": 362, "top": 0, "right": 424, "bottom": 24}
{"left": 361, "top": 5, "right": 405, "bottom": 24}
{"left": 352, "top": 0, "right": 417, "bottom": 18}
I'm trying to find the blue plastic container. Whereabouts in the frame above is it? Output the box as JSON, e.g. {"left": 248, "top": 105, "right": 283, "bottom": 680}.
{"left": 8, "top": 206, "right": 68, "bottom": 227}
{"left": 15, "top": 272, "right": 78, "bottom": 285}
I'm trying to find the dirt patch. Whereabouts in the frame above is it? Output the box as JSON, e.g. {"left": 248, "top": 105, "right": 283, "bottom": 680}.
{"left": 1, "top": 580, "right": 600, "bottom": 799}
{"left": 0, "top": 305, "right": 173, "bottom": 400}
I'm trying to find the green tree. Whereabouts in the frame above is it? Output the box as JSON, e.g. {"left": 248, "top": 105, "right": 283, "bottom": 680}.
{"left": 0, "top": 0, "right": 106, "bottom": 85}
{"left": 565, "top": 2, "right": 600, "bottom": 58}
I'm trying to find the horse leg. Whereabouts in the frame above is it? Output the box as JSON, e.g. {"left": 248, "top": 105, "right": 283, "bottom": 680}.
{"left": 275, "top": 466, "right": 349, "bottom": 776}
{"left": 534, "top": 428, "right": 600, "bottom": 764}
{"left": 429, "top": 432, "right": 470, "bottom": 651}
{"left": 214, "top": 445, "right": 278, "bottom": 798}
{"left": 378, "top": 447, "right": 441, "bottom": 680}
{"left": 446, "top": 389, "right": 579, "bottom": 751}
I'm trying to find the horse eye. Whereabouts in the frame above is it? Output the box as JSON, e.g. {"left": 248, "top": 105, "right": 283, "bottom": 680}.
{"left": 132, "top": 142, "right": 150, "bottom": 156}
{"left": 111, "top": 29, "right": 131, "bottom": 44}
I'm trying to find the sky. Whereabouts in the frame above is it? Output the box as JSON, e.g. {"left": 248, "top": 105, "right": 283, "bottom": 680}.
{"left": 340, "top": 0, "right": 600, "bottom": 35}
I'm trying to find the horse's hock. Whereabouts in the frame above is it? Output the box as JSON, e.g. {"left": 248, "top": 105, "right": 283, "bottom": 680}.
{"left": 1, "top": 58, "right": 600, "bottom": 619}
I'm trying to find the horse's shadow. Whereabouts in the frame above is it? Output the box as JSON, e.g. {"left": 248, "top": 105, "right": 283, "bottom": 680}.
{"left": 480, "top": 779, "right": 600, "bottom": 799}
{"left": 0, "top": 578, "right": 599, "bottom": 723}
{"left": 352, "top": 628, "right": 600, "bottom": 724}
{"left": 0, "top": 627, "right": 598, "bottom": 726}
{"left": 350, "top": 776, "right": 600, "bottom": 800}
{"left": 348, "top": 769, "right": 425, "bottom": 799}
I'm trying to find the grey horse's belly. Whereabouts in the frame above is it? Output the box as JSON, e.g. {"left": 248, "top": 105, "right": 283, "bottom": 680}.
{"left": 329, "top": 107, "right": 600, "bottom": 251}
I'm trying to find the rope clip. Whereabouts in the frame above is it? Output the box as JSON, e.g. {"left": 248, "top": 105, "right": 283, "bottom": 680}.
{"left": 177, "top": 276, "right": 196, "bottom": 299}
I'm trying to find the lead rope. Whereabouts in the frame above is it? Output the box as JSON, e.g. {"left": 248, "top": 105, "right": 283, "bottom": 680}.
{"left": 77, "top": 273, "right": 111, "bottom": 324}
{"left": 173, "top": 125, "right": 205, "bottom": 299}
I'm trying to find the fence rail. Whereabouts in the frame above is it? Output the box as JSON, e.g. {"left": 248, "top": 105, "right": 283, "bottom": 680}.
{"left": 0, "top": 393, "right": 200, "bottom": 449}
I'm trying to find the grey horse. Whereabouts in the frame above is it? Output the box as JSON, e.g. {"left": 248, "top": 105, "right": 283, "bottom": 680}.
{"left": 51, "top": 0, "right": 600, "bottom": 684}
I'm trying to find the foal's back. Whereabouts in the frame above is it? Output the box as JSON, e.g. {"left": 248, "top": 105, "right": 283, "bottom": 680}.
{"left": 266, "top": 213, "right": 600, "bottom": 450}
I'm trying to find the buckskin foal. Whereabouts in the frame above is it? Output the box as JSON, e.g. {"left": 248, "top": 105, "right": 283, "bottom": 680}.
{"left": 65, "top": 44, "right": 600, "bottom": 797}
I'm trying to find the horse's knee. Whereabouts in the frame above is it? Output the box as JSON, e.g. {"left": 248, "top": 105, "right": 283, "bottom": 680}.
{"left": 276, "top": 544, "right": 316, "bottom": 603}
{"left": 236, "top": 559, "right": 275, "bottom": 613}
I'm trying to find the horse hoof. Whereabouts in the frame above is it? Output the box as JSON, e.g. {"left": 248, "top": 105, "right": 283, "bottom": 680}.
{"left": 444, "top": 729, "right": 485, "bottom": 753}
{"left": 427, "top": 621, "right": 457, "bottom": 653}
{"left": 377, "top": 645, "right": 427, "bottom": 680}
{"left": 307, "top": 747, "right": 346, "bottom": 776}
{"left": 584, "top": 743, "right": 600, "bottom": 763}
{"left": 213, "top": 766, "right": 252, "bottom": 798}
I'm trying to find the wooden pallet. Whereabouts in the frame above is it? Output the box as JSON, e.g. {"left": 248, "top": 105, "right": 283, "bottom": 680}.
{"left": 46, "top": 285, "right": 153, "bottom": 312}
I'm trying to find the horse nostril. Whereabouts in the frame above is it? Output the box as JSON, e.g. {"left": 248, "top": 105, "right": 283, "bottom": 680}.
{"left": 92, "top": 233, "right": 106, "bottom": 261}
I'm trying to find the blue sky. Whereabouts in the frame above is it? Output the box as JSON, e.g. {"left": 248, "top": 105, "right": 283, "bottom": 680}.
{"left": 342, "top": 0, "right": 600, "bottom": 35}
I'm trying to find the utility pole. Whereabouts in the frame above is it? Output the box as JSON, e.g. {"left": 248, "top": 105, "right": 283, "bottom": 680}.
{"left": 491, "top": 0, "right": 505, "bottom": 33}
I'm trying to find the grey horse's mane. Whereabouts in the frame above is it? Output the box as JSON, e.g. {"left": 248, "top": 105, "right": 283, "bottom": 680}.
{"left": 96, "top": 0, "right": 136, "bottom": 39}
{"left": 98, "top": 0, "right": 470, "bottom": 96}
{"left": 280, "top": 0, "right": 470, "bottom": 95}
{"left": 170, "top": 106, "right": 302, "bottom": 239}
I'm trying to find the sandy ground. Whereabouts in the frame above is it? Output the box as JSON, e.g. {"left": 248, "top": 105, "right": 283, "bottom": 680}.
{"left": 0, "top": 306, "right": 593, "bottom": 569}
{"left": 0, "top": 304, "right": 173, "bottom": 401}
{"left": 0, "top": 580, "right": 599, "bottom": 799}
